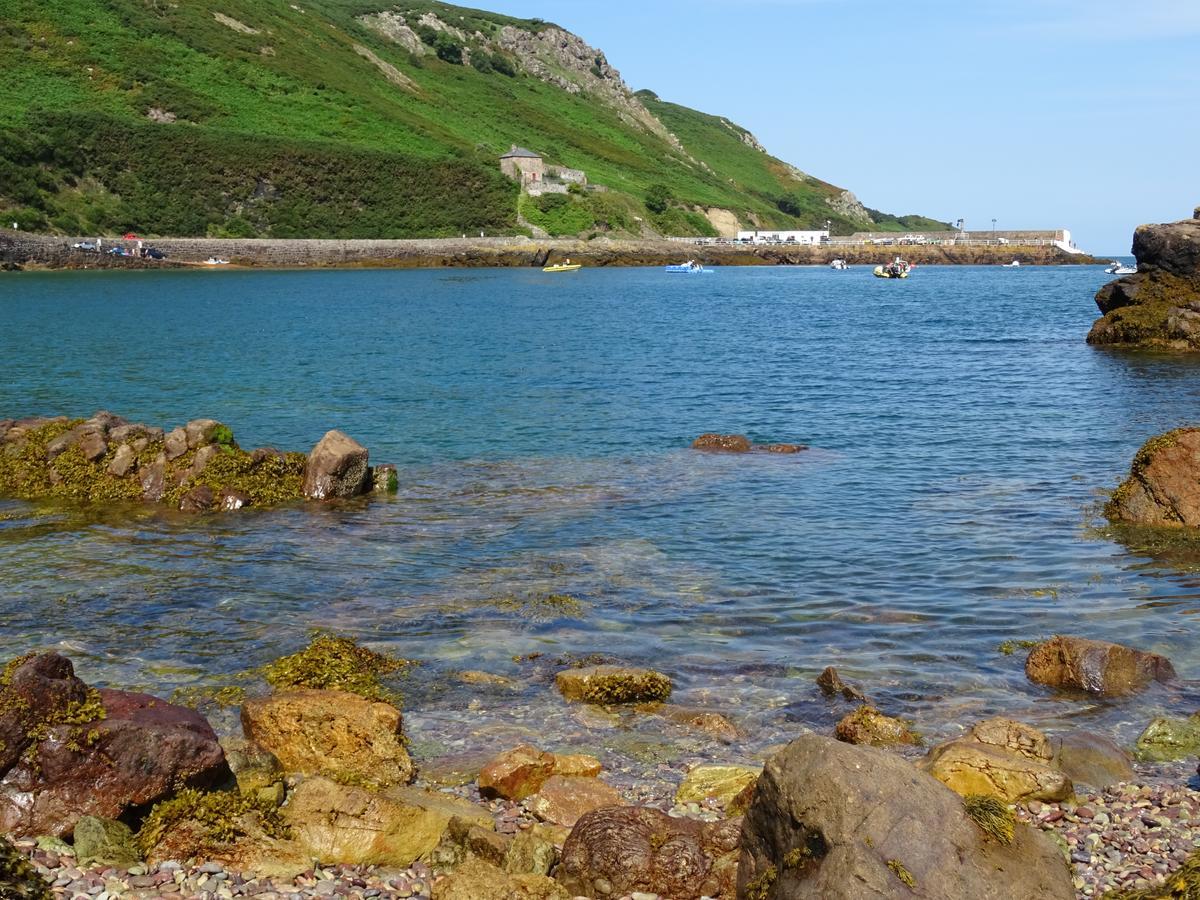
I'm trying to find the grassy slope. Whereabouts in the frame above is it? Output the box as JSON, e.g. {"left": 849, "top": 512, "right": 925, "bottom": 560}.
{"left": 0, "top": 0, "right": 944, "bottom": 238}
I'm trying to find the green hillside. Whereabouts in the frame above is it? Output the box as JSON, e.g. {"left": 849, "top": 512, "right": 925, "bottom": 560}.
{"left": 0, "top": 0, "right": 947, "bottom": 239}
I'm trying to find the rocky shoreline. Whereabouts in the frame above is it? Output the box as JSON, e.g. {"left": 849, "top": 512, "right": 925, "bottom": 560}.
{"left": 0, "top": 631, "right": 1196, "bottom": 900}
{"left": 0, "top": 229, "right": 1101, "bottom": 271}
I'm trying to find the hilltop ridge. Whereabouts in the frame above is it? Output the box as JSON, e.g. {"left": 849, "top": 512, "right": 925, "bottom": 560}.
{"left": 0, "top": 0, "right": 948, "bottom": 239}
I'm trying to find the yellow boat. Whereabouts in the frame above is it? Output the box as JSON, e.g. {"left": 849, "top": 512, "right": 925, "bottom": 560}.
{"left": 543, "top": 258, "right": 582, "bottom": 273}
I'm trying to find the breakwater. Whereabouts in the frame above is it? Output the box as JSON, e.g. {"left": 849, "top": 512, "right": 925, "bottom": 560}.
{"left": 0, "top": 229, "right": 1101, "bottom": 270}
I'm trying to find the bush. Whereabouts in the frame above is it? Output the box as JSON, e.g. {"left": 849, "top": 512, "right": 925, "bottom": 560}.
{"left": 645, "top": 183, "right": 673, "bottom": 214}
{"left": 776, "top": 194, "right": 804, "bottom": 217}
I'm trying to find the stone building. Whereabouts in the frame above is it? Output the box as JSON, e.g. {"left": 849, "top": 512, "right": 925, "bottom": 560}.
{"left": 499, "top": 146, "right": 545, "bottom": 187}
{"left": 500, "top": 145, "right": 588, "bottom": 196}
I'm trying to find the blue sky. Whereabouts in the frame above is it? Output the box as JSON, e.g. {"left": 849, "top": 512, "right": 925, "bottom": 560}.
{"left": 479, "top": 0, "right": 1197, "bottom": 252}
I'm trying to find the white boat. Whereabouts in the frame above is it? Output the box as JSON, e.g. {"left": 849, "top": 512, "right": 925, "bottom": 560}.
{"left": 203, "top": 257, "right": 230, "bottom": 266}
{"left": 830, "top": 258, "right": 848, "bottom": 270}
{"left": 1104, "top": 261, "right": 1137, "bottom": 275}
{"left": 665, "top": 260, "right": 712, "bottom": 274}
{"left": 1005, "top": 260, "right": 1021, "bottom": 267}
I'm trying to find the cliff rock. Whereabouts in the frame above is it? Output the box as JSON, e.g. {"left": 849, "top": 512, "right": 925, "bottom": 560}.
{"left": 1088, "top": 209, "right": 1200, "bottom": 351}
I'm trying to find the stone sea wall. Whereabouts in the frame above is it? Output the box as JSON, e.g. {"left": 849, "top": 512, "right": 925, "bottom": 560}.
{"left": 0, "top": 229, "right": 1098, "bottom": 271}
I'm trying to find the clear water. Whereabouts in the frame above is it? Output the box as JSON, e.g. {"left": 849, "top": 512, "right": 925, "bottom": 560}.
{"left": 2, "top": 265, "right": 1199, "bottom": 766}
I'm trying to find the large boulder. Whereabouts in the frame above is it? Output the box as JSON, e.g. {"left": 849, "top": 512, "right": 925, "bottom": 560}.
{"left": 240, "top": 688, "right": 413, "bottom": 787}
{"left": 555, "top": 806, "right": 740, "bottom": 899}
{"left": 738, "top": 734, "right": 1074, "bottom": 900}
{"left": 0, "top": 653, "right": 230, "bottom": 837}
{"left": 1089, "top": 212, "right": 1200, "bottom": 351}
{"left": 1025, "top": 635, "right": 1176, "bottom": 694}
{"left": 526, "top": 775, "right": 621, "bottom": 828}
{"left": 284, "top": 776, "right": 493, "bottom": 867}
{"left": 302, "top": 430, "right": 370, "bottom": 499}
{"left": 1051, "top": 730, "right": 1134, "bottom": 788}
{"left": 920, "top": 718, "right": 1072, "bottom": 803}
{"left": 1106, "top": 429, "right": 1200, "bottom": 527}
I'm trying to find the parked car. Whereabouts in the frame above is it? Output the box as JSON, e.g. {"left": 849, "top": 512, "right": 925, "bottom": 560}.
{"left": 72, "top": 241, "right": 97, "bottom": 251}
{"left": 145, "top": 247, "right": 165, "bottom": 260}
{"left": 107, "top": 247, "right": 130, "bottom": 257}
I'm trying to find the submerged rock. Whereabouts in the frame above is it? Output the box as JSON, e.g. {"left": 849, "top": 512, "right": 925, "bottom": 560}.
{"left": 1133, "top": 713, "right": 1200, "bottom": 762}
{"left": 1089, "top": 209, "right": 1200, "bottom": 351}
{"left": 1106, "top": 428, "right": 1200, "bottom": 527}
{"left": 555, "top": 665, "right": 672, "bottom": 705}
{"left": 833, "top": 705, "right": 919, "bottom": 747}
{"left": 739, "top": 734, "right": 1074, "bottom": 900}
{"left": 556, "top": 806, "right": 739, "bottom": 899}
{"left": 815, "top": 666, "right": 866, "bottom": 703}
{"left": 240, "top": 688, "right": 414, "bottom": 787}
{"left": 674, "top": 764, "right": 760, "bottom": 808}
{"left": 1024, "top": 635, "right": 1176, "bottom": 695}
{"left": 691, "top": 434, "right": 809, "bottom": 454}
{"left": 1051, "top": 730, "right": 1134, "bottom": 789}
{"left": 0, "top": 653, "right": 230, "bottom": 837}
{"left": 921, "top": 718, "right": 1072, "bottom": 804}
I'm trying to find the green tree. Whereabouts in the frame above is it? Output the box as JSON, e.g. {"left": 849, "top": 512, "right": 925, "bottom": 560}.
{"left": 645, "top": 183, "right": 673, "bottom": 214}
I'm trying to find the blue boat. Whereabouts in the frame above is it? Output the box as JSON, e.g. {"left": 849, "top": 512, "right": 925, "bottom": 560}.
{"left": 666, "top": 260, "right": 713, "bottom": 274}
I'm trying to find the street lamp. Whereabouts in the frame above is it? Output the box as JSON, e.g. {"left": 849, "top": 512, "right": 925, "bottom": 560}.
{"left": 992, "top": 218, "right": 997, "bottom": 242}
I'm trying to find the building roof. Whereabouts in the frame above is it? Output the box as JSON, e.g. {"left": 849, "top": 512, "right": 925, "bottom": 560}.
{"left": 500, "top": 146, "right": 541, "bottom": 160}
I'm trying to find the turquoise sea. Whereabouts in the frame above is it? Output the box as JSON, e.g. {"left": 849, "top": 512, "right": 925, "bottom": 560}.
{"left": 1, "top": 264, "right": 1198, "bottom": 766}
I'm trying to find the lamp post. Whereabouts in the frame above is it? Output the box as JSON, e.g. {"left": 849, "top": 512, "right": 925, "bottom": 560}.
{"left": 992, "top": 218, "right": 997, "bottom": 243}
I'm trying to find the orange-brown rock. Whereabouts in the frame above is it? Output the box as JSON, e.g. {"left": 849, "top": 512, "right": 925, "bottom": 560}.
{"left": 691, "top": 433, "right": 752, "bottom": 453}
{"left": 240, "top": 688, "right": 413, "bottom": 787}
{"left": 526, "top": 776, "right": 621, "bottom": 828}
{"left": 921, "top": 718, "right": 1072, "bottom": 803}
{"left": 834, "top": 706, "right": 918, "bottom": 747}
{"left": 552, "top": 754, "right": 603, "bottom": 778}
{"left": 478, "top": 745, "right": 557, "bottom": 801}
{"left": 1105, "top": 428, "right": 1200, "bottom": 527}
{"left": 1024, "top": 635, "right": 1176, "bottom": 695}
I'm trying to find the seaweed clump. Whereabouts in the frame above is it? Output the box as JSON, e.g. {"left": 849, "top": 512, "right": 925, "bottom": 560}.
{"left": 262, "top": 634, "right": 414, "bottom": 702}
{"left": 963, "top": 794, "right": 1015, "bottom": 845}
{"left": 135, "top": 788, "right": 288, "bottom": 859}
{"left": 0, "top": 836, "right": 52, "bottom": 900}
{"left": 997, "top": 639, "right": 1042, "bottom": 656}
{"left": 887, "top": 859, "right": 916, "bottom": 889}
{"left": 743, "top": 864, "right": 777, "bottom": 900}
{"left": 1107, "top": 850, "right": 1200, "bottom": 899}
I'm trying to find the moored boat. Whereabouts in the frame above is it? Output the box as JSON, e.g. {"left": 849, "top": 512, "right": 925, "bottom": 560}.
{"left": 666, "top": 260, "right": 711, "bottom": 274}
{"left": 543, "top": 258, "right": 582, "bottom": 273}
{"left": 830, "top": 258, "right": 848, "bottom": 270}
{"left": 1104, "top": 260, "right": 1137, "bottom": 275}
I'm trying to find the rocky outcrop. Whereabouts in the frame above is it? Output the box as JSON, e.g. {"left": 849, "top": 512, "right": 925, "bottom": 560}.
{"left": 739, "top": 734, "right": 1074, "bottom": 900}
{"left": 1088, "top": 209, "right": 1200, "bottom": 351}
{"left": 825, "top": 190, "right": 873, "bottom": 226}
{"left": 0, "top": 413, "right": 388, "bottom": 511}
{"left": 556, "top": 806, "right": 740, "bottom": 899}
{"left": 1024, "top": 635, "right": 1176, "bottom": 695}
{"left": 691, "top": 434, "right": 808, "bottom": 454}
{"left": 240, "top": 688, "right": 414, "bottom": 788}
{"left": 920, "top": 718, "right": 1072, "bottom": 804}
{"left": 0, "top": 653, "right": 230, "bottom": 837}
{"left": 1106, "top": 429, "right": 1200, "bottom": 527}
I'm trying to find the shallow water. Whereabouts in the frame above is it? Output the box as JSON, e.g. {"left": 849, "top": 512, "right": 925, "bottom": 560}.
{"left": 2, "top": 265, "right": 1199, "bottom": 767}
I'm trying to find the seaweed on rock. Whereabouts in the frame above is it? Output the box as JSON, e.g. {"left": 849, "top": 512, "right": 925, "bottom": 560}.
{"left": 261, "top": 634, "right": 415, "bottom": 702}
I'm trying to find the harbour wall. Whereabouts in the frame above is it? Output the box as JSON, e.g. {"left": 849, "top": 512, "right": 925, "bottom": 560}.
{"left": 0, "top": 230, "right": 1102, "bottom": 271}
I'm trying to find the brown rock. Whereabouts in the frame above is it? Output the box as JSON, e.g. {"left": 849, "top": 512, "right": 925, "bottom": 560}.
{"left": 637, "top": 703, "right": 739, "bottom": 740}
{"left": 163, "top": 428, "right": 188, "bottom": 461}
{"left": 1051, "top": 730, "right": 1135, "bottom": 789}
{"left": 303, "top": 430, "right": 370, "bottom": 499}
{"left": 556, "top": 806, "right": 740, "bottom": 899}
{"left": 284, "top": 776, "right": 492, "bottom": 868}
{"left": 191, "top": 444, "right": 219, "bottom": 478}
{"left": 421, "top": 750, "right": 495, "bottom": 787}
{"left": 77, "top": 431, "right": 107, "bottom": 462}
{"left": 240, "top": 688, "right": 413, "bottom": 787}
{"left": 761, "top": 443, "right": 808, "bottom": 454}
{"left": 554, "top": 666, "right": 672, "bottom": 705}
{"left": 430, "top": 815, "right": 512, "bottom": 869}
{"left": 691, "top": 433, "right": 752, "bottom": 453}
{"left": 526, "top": 776, "right": 621, "bottom": 828}
{"left": 0, "top": 654, "right": 230, "bottom": 837}
{"left": 434, "top": 856, "right": 569, "bottom": 900}
{"left": 179, "top": 484, "right": 214, "bottom": 513}
{"left": 1025, "top": 635, "right": 1176, "bottom": 695}
{"left": 218, "top": 488, "right": 251, "bottom": 511}
{"left": 1106, "top": 429, "right": 1200, "bottom": 527}
{"left": 921, "top": 718, "right": 1071, "bottom": 804}
{"left": 184, "top": 419, "right": 222, "bottom": 449}
{"left": 139, "top": 454, "right": 166, "bottom": 501}
{"left": 815, "top": 666, "right": 866, "bottom": 703}
{"left": 834, "top": 706, "right": 918, "bottom": 747}
{"left": 478, "top": 744, "right": 556, "bottom": 801}
{"left": 739, "top": 734, "right": 1074, "bottom": 900}
{"left": 552, "top": 753, "right": 603, "bottom": 778}
{"left": 106, "top": 444, "right": 137, "bottom": 477}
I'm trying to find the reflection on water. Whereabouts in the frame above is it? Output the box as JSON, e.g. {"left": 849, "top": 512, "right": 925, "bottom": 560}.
{"left": 2, "top": 266, "right": 1200, "bottom": 763}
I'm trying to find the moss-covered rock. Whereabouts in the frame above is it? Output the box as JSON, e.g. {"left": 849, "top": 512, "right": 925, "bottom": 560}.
{"left": 1133, "top": 714, "right": 1200, "bottom": 762}
{"left": 554, "top": 665, "right": 672, "bottom": 705}
{"left": 1106, "top": 429, "right": 1200, "bottom": 528}
{"left": 261, "top": 634, "right": 414, "bottom": 702}
{"left": 833, "top": 706, "right": 919, "bottom": 747}
{"left": 72, "top": 816, "right": 140, "bottom": 868}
